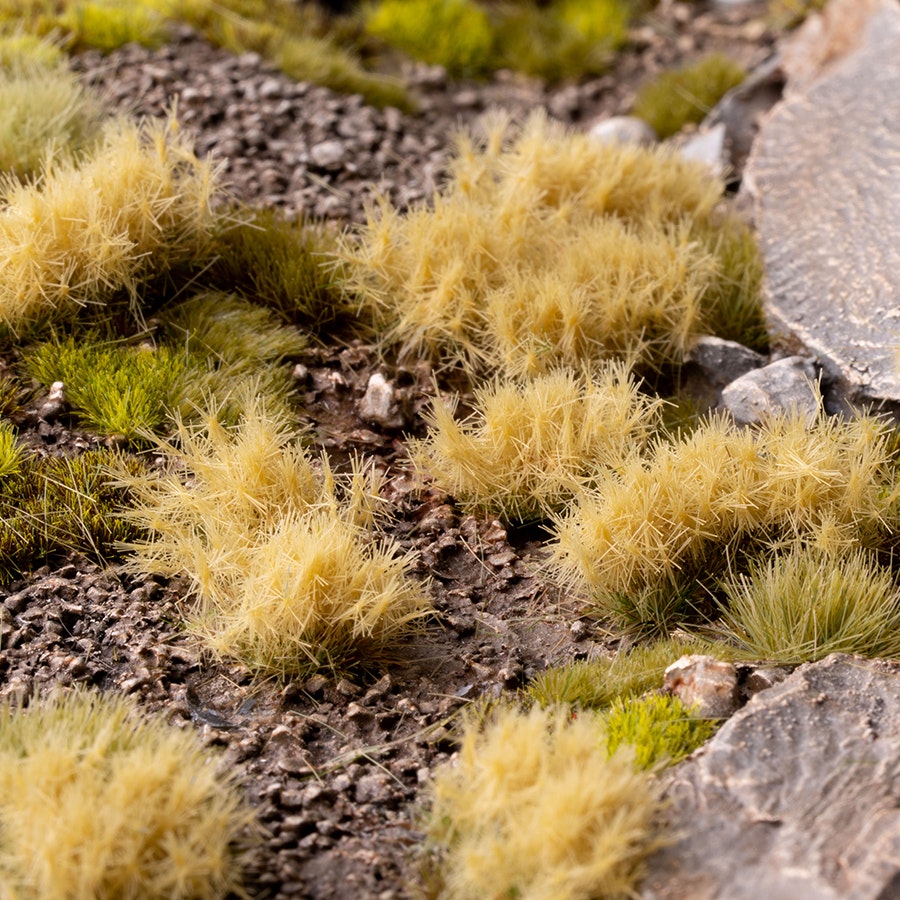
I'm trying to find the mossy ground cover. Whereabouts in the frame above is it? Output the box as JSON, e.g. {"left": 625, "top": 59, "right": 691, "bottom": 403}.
{"left": 1, "top": 3, "right": 897, "bottom": 898}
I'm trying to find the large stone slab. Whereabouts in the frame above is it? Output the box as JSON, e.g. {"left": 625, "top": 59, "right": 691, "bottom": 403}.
{"left": 642, "top": 654, "right": 900, "bottom": 899}
{"left": 743, "top": 0, "right": 900, "bottom": 414}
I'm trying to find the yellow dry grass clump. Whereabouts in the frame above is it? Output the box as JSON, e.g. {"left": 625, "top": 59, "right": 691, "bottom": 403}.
{"left": 0, "top": 113, "right": 220, "bottom": 335}
{"left": 0, "top": 688, "right": 255, "bottom": 900}
{"left": 117, "top": 397, "right": 431, "bottom": 675}
{"left": 345, "top": 110, "right": 731, "bottom": 377}
{"left": 412, "top": 365, "right": 663, "bottom": 521}
{"left": 551, "top": 411, "right": 900, "bottom": 617}
{"left": 426, "top": 704, "right": 662, "bottom": 900}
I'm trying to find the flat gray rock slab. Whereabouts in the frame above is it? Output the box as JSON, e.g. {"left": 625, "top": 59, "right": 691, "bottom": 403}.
{"left": 642, "top": 654, "right": 900, "bottom": 900}
{"left": 743, "top": 0, "right": 900, "bottom": 412}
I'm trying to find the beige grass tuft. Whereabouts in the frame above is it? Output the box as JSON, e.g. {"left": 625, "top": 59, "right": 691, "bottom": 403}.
{"left": 412, "top": 364, "right": 663, "bottom": 521}
{"left": 426, "top": 704, "right": 662, "bottom": 900}
{"left": 0, "top": 113, "right": 220, "bottom": 335}
{"left": 0, "top": 687, "right": 255, "bottom": 900}
{"left": 116, "top": 396, "right": 431, "bottom": 675}
{"left": 344, "top": 110, "right": 728, "bottom": 377}
{"left": 551, "top": 411, "right": 900, "bottom": 624}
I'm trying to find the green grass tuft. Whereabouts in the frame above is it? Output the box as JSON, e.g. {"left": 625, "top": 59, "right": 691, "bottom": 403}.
{"left": 412, "top": 365, "right": 663, "bottom": 521}
{"left": 207, "top": 210, "right": 346, "bottom": 327}
{"left": 0, "top": 688, "right": 256, "bottom": 900}
{"left": 0, "top": 420, "right": 24, "bottom": 478}
{"left": 528, "top": 635, "right": 727, "bottom": 711}
{"left": 551, "top": 411, "right": 900, "bottom": 634}
{"left": 115, "top": 396, "right": 431, "bottom": 676}
{"left": 24, "top": 335, "right": 188, "bottom": 441}
{"left": 365, "top": 0, "right": 494, "bottom": 78}
{"left": 0, "top": 31, "right": 65, "bottom": 68}
{"left": 0, "top": 57, "right": 106, "bottom": 179}
{"left": 718, "top": 543, "right": 900, "bottom": 663}
{"left": 604, "top": 693, "right": 717, "bottom": 769}
{"left": 425, "top": 703, "right": 663, "bottom": 900}
{"left": 633, "top": 53, "right": 747, "bottom": 140}
{"left": 0, "top": 114, "right": 220, "bottom": 338}
{"left": 345, "top": 110, "right": 734, "bottom": 377}
{"left": 58, "top": 0, "right": 170, "bottom": 52}
{"left": 0, "top": 448, "right": 146, "bottom": 582}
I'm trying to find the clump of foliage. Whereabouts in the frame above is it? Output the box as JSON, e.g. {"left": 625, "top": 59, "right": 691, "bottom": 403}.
{"left": 528, "top": 635, "right": 728, "bottom": 711}
{"left": 768, "top": 0, "right": 827, "bottom": 29}
{"left": 0, "top": 420, "right": 23, "bottom": 478}
{"left": 0, "top": 688, "right": 256, "bottom": 899}
{"left": 426, "top": 703, "right": 662, "bottom": 900}
{"left": 161, "top": 291, "right": 308, "bottom": 424}
{"left": 0, "top": 31, "right": 64, "bottom": 68}
{"left": 604, "top": 693, "right": 717, "bottom": 769}
{"left": 0, "top": 448, "right": 146, "bottom": 582}
{"left": 116, "top": 397, "right": 431, "bottom": 676}
{"left": 551, "top": 411, "right": 900, "bottom": 635}
{"left": 346, "top": 110, "right": 760, "bottom": 378}
{"left": 207, "top": 210, "right": 346, "bottom": 327}
{"left": 0, "top": 57, "right": 106, "bottom": 179}
{"left": 365, "top": 0, "right": 494, "bottom": 78}
{"left": 718, "top": 543, "right": 900, "bottom": 663}
{"left": 57, "top": 0, "right": 170, "bottom": 52}
{"left": 412, "top": 365, "right": 663, "bottom": 521}
{"left": 633, "top": 53, "right": 747, "bottom": 140}
{"left": 23, "top": 336, "right": 189, "bottom": 441}
{"left": 0, "top": 114, "right": 220, "bottom": 337}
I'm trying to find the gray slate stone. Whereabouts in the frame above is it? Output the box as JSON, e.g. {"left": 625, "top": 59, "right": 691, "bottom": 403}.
{"left": 720, "top": 355, "right": 819, "bottom": 425}
{"left": 685, "top": 336, "right": 767, "bottom": 389}
{"left": 743, "top": 0, "right": 900, "bottom": 415}
{"left": 642, "top": 654, "right": 900, "bottom": 900}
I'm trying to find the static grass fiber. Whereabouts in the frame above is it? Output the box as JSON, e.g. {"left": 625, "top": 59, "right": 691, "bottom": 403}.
{"left": 116, "top": 397, "right": 431, "bottom": 676}
{"left": 0, "top": 688, "right": 256, "bottom": 900}
{"left": 345, "top": 110, "right": 763, "bottom": 378}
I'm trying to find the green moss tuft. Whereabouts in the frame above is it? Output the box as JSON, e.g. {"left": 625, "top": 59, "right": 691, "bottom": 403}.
{"left": 115, "top": 397, "right": 431, "bottom": 676}
{"left": 24, "top": 335, "right": 188, "bottom": 441}
{"left": 365, "top": 0, "right": 494, "bottom": 78}
{"left": 412, "top": 365, "right": 663, "bottom": 521}
{"left": 426, "top": 703, "right": 663, "bottom": 900}
{"left": 0, "top": 688, "right": 256, "bottom": 899}
{"left": 57, "top": 0, "right": 170, "bottom": 52}
{"left": 633, "top": 54, "right": 747, "bottom": 140}
{"left": 719, "top": 543, "right": 900, "bottom": 663}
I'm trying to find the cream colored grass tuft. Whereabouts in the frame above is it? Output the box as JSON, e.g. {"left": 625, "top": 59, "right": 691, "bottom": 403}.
{"left": 345, "top": 110, "right": 730, "bottom": 376}
{"left": 412, "top": 365, "right": 663, "bottom": 521}
{"left": 117, "top": 397, "right": 431, "bottom": 675}
{"left": 0, "top": 113, "right": 220, "bottom": 335}
{"left": 551, "top": 412, "right": 900, "bottom": 629}
{"left": 0, "top": 688, "right": 255, "bottom": 900}
{"left": 426, "top": 704, "right": 662, "bottom": 900}
{"left": 0, "top": 57, "right": 105, "bottom": 178}
{"left": 719, "top": 543, "right": 900, "bottom": 663}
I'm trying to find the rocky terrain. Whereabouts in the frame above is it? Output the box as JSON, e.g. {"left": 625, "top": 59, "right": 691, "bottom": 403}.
{"left": 5, "top": 0, "right": 900, "bottom": 897}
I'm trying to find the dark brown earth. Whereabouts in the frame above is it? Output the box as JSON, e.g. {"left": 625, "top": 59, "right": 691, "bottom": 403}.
{"left": 0, "top": 3, "right": 783, "bottom": 897}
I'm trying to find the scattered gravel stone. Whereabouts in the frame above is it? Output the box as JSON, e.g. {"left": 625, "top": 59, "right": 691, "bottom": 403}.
{"left": 664, "top": 654, "right": 741, "bottom": 719}
{"left": 720, "top": 355, "right": 820, "bottom": 424}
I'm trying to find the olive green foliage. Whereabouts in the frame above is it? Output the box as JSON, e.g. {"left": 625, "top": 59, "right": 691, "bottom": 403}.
{"left": 426, "top": 704, "right": 662, "bottom": 900}
{"left": 634, "top": 54, "right": 747, "bottom": 140}
{"left": 0, "top": 114, "right": 220, "bottom": 337}
{"left": 604, "top": 694, "right": 717, "bottom": 769}
{"left": 0, "top": 688, "right": 255, "bottom": 899}
{"left": 551, "top": 412, "right": 900, "bottom": 635}
{"left": 528, "top": 636, "right": 727, "bottom": 711}
{"left": 117, "top": 398, "right": 431, "bottom": 676}
{"left": 24, "top": 336, "right": 189, "bottom": 441}
{"left": 0, "top": 420, "right": 23, "bottom": 478}
{"left": 0, "top": 448, "right": 145, "bottom": 582}
{"left": 58, "top": 0, "right": 170, "bottom": 52}
{"left": 161, "top": 291, "right": 308, "bottom": 423}
{"left": 346, "top": 111, "right": 756, "bottom": 378}
{"left": 366, "top": 0, "right": 494, "bottom": 77}
{"left": 412, "top": 365, "right": 663, "bottom": 521}
{"left": 768, "top": 0, "right": 826, "bottom": 29}
{"left": 719, "top": 543, "right": 900, "bottom": 663}
{"left": 0, "top": 375, "right": 23, "bottom": 419}
{"left": 0, "top": 58, "right": 105, "bottom": 179}
{"left": 207, "top": 210, "right": 345, "bottom": 327}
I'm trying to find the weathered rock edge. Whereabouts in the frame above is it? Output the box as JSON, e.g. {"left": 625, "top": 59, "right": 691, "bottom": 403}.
{"left": 642, "top": 653, "right": 900, "bottom": 899}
